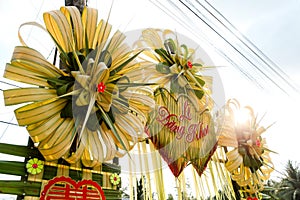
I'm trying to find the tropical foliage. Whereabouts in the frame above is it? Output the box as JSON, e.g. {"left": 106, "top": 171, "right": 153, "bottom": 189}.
{"left": 268, "top": 160, "right": 300, "bottom": 200}
{"left": 250, "top": 160, "right": 300, "bottom": 200}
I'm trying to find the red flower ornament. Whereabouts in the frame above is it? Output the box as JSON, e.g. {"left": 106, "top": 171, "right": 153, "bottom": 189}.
{"left": 97, "top": 82, "right": 106, "bottom": 93}
{"left": 187, "top": 61, "right": 193, "bottom": 69}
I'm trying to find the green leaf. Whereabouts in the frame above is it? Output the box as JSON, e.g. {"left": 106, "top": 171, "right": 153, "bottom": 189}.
{"left": 154, "top": 87, "right": 169, "bottom": 107}
{"left": 164, "top": 38, "right": 176, "bottom": 54}
{"left": 194, "top": 89, "right": 204, "bottom": 99}
{"left": 194, "top": 75, "right": 206, "bottom": 87}
{"left": 47, "top": 78, "right": 67, "bottom": 88}
{"left": 180, "top": 44, "right": 188, "bottom": 60}
{"left": 193, "top": 63, "right": 202, "bottom": 67}
{"left": 263, "top": 147, "right": 278, "bottom": 154}
{"left": 156, "top": 62, "right": 171, "bottom": 74}
{"left": 154, "top": 48, "right": 174, "bottom": 66}
{"left": 170, "top": 78, "right": 179, "bottom": 94}
{"left": 107, "top": 108, "right": 116, "bottom": 124}
{"left": 57, "top": 82, "right": 74, "bottom": 96}
{"left": 46, "top": 76, "right": 74, "bottom": 88}
{"left": 243, "top": 153, "right": 252, "bottom": 168}
{"left": 60, "top": 101, "right": 73, "bottom": 118}
{"left": 60, "top": 51, "right": 86, "bottom": 72}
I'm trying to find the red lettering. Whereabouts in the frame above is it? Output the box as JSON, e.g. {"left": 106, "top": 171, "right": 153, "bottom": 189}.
{"left": 176, "top": 126, "right": 185, "bottom": 140}
{"left": 155, "top": 104, "right": 209, "bottom": 143}
{"left": 156, "top": 106, "right": 172, "bottom": 124}
{"left": 196, "top": 123, "right": 209, "bottom": 140}
{"left": 179, "top": 101, "right": 192, "bottom": 121}
{"left": 186, "top": 123, "right": 197, "bottom": 143}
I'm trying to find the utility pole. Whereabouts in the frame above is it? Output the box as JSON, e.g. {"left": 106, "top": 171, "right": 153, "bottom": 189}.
{"left": 65, "top": 0, "right": 86, "bottom": 12}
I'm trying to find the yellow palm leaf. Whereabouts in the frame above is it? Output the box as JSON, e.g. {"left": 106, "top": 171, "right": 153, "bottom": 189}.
{"left": 12, "top": 46, "right": 63, "bottom": 76}
{"left": 106, "top": 30, "right": 126, "bottom": 55}
{"left": 93, "top": 19, "right": 112, "bottom": 49}
{"left": 4, "top": 88, "right": 57, "bottom": 106}
{"left": 27, "top": 112, "right": 64, "bottom": 142}
{"left": 43, "top": 10, "right": 74, "bottom": 53}
{"left": 81, "top": 130, "right": 103, "bottom": 167}
{"left": 15, "top": 98, "right": 67, "bottom": 126}
{"left": 82, "top": 7, "right": 98, "bottom": 49}
{"left": 39, "top": 119, "right": 75, "bottom": 160}
{"left": 60, "top": 6, "right": 84, "bottom": 50}
{"left": 5, "top": 63, "right": 52, "bottom": 87}
{"left": 101, "top": 130, "right": 118, "bottom": 161}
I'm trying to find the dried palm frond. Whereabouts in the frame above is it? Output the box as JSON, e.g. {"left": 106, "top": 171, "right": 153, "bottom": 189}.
{"left": 3, "top": 6, "right": 154, "bottom": 167}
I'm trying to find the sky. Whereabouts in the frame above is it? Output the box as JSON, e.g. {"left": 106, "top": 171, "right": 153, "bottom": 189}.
{"left": 209, "top": 0, "right": 300, "bottom": 180}
{"left": 0, "top": 0, "right": 300, "bottom": 199}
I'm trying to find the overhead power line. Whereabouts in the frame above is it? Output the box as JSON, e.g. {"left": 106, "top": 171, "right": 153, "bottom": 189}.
{"left": 197, "top": 0, "right": 298, "bottom": 92}
{"left": 149, "top": 0, "right": 299, "bottom": 95}
{"left": 0, "top": 120, "right": 18, "bottom": 126}
{"left": 149, "top": 0, "right": 263, "bottom": 88}
{"left": 0, "top": 80, "right": 21, "bottom": 88}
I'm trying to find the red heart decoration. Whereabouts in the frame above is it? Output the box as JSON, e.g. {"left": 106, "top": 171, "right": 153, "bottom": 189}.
{"left": 147, "top": 89, "right": 217, "bottom": 177}
{"left": 191, "top": 142, "right": 218, "bottom": 176}
{"left": 247, "top": 197, "right": 258, "bottom": 200}
{"left": 40, "top": 176, "right": 106, "bottom": 200}
{"left": 157, "top": 145, "right": 188, "bottom": 178}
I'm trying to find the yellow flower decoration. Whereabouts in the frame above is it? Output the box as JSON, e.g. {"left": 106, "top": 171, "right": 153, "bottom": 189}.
{"left": 217, "top": 99, "right": 274, "bottom": 194}
{"left": 134, "top": 28, "right": 213, "bottom": 111}
{"left": 3, "top": 6, "right": 154, "bottom": 168}
{"left": 26, "top": 158, "right": 44, "bottom": 175}
{"left": 109, "top": 173, "right": 121, "bottom": 186}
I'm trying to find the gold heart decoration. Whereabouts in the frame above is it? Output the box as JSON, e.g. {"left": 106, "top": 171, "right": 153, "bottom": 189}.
{"left": 147, "top": 88, "right": 217, "bottom": 177}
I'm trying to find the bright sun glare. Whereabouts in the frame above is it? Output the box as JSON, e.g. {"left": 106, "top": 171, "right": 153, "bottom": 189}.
{"left": 235, "top": 108, "right": 251, "bottom": 126}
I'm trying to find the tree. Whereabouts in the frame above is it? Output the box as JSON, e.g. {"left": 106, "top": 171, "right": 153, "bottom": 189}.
{"left": 167, "top": 194, "right": 174, "bottom": 200}
{"left": 276, "top": 160, "right": 300, "bottom": 200}
{"left": 261, "top": 180, "right": 280, "bottom": 199}
{"left": 137, "top": 177, "right": 144, "bottom": 200}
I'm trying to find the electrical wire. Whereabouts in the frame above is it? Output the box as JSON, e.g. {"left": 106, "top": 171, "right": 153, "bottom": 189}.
{"left": 0, "top": 120, "right": 18, "bottom": 127}
{"left": 0, "top": 117, "right": 16, "bottom": 141}
{"left": 197, "top": 0, "right": 298, "bottom": 92}
{"left": 203, "top": 0, "right": 294, "bottom": 81}
{"left": 0, "top": 80, "right": 21, "bottom": 88}
{"left": 149, "top": 0, "right": 262, "bottom": 88}
{"left": 26, "top": 0, "right": 45, "bottom": 41}
{"left": 149, "top": 0, "right": 298, "bottom": 94}
{"left": 178, "top": 0, "right": 287, "bottom": 93}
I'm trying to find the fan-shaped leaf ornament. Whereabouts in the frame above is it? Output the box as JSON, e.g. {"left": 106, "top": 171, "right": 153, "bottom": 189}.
{"left": 137, "top": 29, "right": 217, "bottom": 177}
{"left": 134, "top": 29, "right": 213, "bottom": 110}
{"left": 217, "top": 99, "right": 274, "bottom": 194}
{"left": 3, "top": 6, "right": 154, "bottom": 167}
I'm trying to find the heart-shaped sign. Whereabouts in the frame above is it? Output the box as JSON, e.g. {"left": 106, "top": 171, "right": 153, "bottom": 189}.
{"left": 147, "top": 88, "right": 217, "bottom": 177}
{"left": 190, "top": 142, "right": 218, "bottom": 176}
{"left": 40, "top": 176, "right": 106, "bottom": 200}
